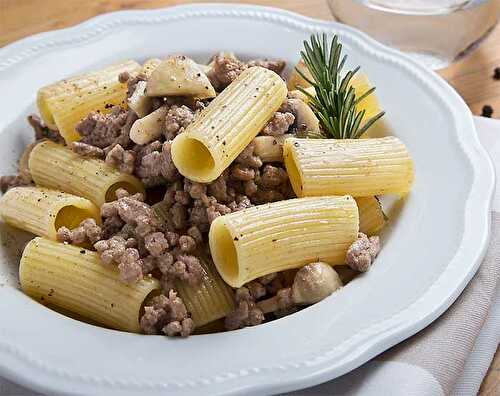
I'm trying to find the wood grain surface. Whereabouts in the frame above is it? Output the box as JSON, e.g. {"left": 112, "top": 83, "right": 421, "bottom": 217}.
{"left": 0, "top": 0, "right": 499, "bottom": 394}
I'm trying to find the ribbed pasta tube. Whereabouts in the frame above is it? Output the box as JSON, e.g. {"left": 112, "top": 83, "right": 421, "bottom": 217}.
{"left": 37, "top": 60, "right": 141, "bottom": 143}
{"left": 171, "top": 66, "right": 287, "bottom": 182}
{"left": 355, "top": 196, "right": 386, "bottom": 236}
{"left": 29, "top": 141, "right": 144, "bottom": 206}
{"left": 0, "top": 187, "right": 100, "bottom": 240}
{"left": 175, "top": 256, "right": 235, "bottom": 327}
{"left": 252, "top": 134, "right": 290, "bottom": 163}
{"left": 284, "top": 137, "right": 414, "bottom": 197}
{"left": 20, "top": 238, "right": 160, "bottom": 333}
{"left": 209, "top": 196, "right": 358, "bottom": 287}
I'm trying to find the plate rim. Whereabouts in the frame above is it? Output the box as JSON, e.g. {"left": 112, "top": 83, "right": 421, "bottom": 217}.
{"left": 0, "top": 3, "right": 495, "bottom": 395}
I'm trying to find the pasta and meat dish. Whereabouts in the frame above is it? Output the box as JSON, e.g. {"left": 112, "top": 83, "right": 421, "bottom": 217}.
{"left": 0, "top": 35, "right": 414, "bottom": 337}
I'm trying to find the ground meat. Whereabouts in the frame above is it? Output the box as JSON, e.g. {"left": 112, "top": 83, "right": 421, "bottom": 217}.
{"left": 345, "top": 233, "right": 381, "bottom": 272}
{"left": 71, "top": 142, "right": 104, "bottom": 159}
{"left": 76, "top": 106, "right": 129, "bottom": 148}
{"left": 184, "top": 179, "right": 207, "bottom": 200}
{"left": 144, "top": 232, "right": 169, "bottom": 257}
{"left": 167, "top": 254, "right": 203, "bottom": 285}
{"left": 261, "top": 112, "right": 295, "bottom": 136}
{"left": 259, "top": 165, "right": 288, "bottom": 188}
{"left": 101, "top": 216, "right": 125, "bottom": 239}
{"left": 247, "top": 59, "right": 286, "bottom": 75}
{"left": 230, "top": 164, "right": 255, "bottom": 181}
{"left": 56, "top": 218, "right": 102, "bottom": 244}
{"left": 227, "top": 195, "right": 252, "bottom": 212}
{"left": 105, "top": 144, "right": 135, "bottom": 174}
{"left": 205, "top": 196, "right": 232, "bottom": 224}
{"left": 187, "top": 226, "right": 203, "bottom": 244}
{"left": 0, "top": 175, "right": 31, "bottom": 193}
{"left": 178, "top": 235, "right": 195, "bottom": 252}
{"left": 163, "top": 318, "right": 195, "bottom": 337}
{"left": 94, "top": 236, "right": 128, "bottom": 265}
{"left": 140, "top": 291, "right": 195, "bottom": 337}
{"left": 164, "top": 105, "right": 195, "bottom": 140}
{"left": 244, "top": 180, "right": 258, "bottom": 197}
{"left": 118, "top": 248, "right": 144, "bottom": 283}
{"left": 235, "top": 142, "right": 262, "bottom": 168}
{"left": 27, "top": 114, "right": 63, "bottom": 143}
{"left": 207, "top": 54, "right": 248, "bottom": 91}
{"left": 208, "top": 170, "right": 234, "bottom": 203}
{"left": 246, "top": 281, "right": 267, "bottom": 300}
{"left": 225, "top": 286, "right": 265, "bottom": 330}
{"left": 160, "top": 141, "right": 181, "bottom": 182}
{"left": 189, "top": 200, "right": 210, "bottom": 232}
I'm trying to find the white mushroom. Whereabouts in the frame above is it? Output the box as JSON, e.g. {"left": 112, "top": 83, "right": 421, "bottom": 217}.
{"left": 291, "top": 98, "right": 320, "bottom": 135}
{"left": 146, "top": 55, "right": 216, "bottom": 99}
{"left": 129, "top": 106, "right": 168, "bottom": 145}
{"left": 257, "top": 262, "right": 342, "bottom": 314}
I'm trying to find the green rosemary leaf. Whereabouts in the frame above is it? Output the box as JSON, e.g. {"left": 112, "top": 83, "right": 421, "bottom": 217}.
{"left": 299, "top": 33, "right": 384, "bottom": 139}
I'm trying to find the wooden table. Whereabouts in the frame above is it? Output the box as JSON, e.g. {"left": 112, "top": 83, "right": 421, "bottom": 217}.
{"left": 0, "top": 0, "right": 499, "bottom": 393}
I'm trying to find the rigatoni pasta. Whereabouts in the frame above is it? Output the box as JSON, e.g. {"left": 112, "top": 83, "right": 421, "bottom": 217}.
{"left": 20, "top": 238, "right": 160, "bottom": 333}
{"left": 209, "top": 196, "right": 359, "bottom": 287}
{"left": 355, "top": 196, "right": 386, "bottom": 236}
{"left": 29, "top": 141, "right": 144, "bottom": 206}
{"left": 171, "top": 66, "right": 287, "bottom": 182}
{"left": 37, "top": 60, "right": 141, "bottom": 143}
{"left": 0, "top": 187, "right": 100, "bottom": 240}
{"left": 175, "top": 256, "right": 235, "bottom": 327}
{"left": 284, "top": 137, "right": 414, "bottom": 197}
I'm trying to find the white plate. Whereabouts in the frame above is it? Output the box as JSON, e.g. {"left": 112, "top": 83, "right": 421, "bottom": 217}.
{"left": 0, "top": 4, "right": 494, "bottom": 396}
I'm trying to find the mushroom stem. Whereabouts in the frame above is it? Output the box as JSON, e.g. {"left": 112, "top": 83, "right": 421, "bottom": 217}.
{"left": 257, "top": 295, "right": 280, "bottom": 314}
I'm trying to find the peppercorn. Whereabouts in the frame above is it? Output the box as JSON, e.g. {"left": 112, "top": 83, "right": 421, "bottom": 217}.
{"left": 494, "top": 67, "right": 500, "bottom": 80}
{"left": 482, "top": 105, "right": 493, "bottom": 118}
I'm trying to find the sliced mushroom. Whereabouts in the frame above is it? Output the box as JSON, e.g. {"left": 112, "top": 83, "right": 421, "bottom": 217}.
{"left": 128, "top": 81, "right": 151, "bottom": 118}
{"left": 257, "top": 262, "right": 342, "bottom": 314}
{"left": 288, "top": 86, "right": 315, "bottom": 103}
{"left": 146, "top": 55, "right": 216, "bottom": 99}
{"left": 129, "top": 106, "right": 168, "bottom": 145}
{"left": 252, "top": 134, "right": 291, "bottom": 163}
{"left": 287, "top": 98, "right": 320, "bottom": 135}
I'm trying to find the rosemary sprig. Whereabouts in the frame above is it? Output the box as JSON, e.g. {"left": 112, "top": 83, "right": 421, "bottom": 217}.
{"left": 296, "top": 34, "right": 385, "bottom": 139}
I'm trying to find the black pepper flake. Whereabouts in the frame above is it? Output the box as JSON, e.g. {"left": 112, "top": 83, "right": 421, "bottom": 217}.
{"left": 48, "top": 288, "right": 54, "bottom": 297}
{"left": 104, "top": 103, "right": 113, "bottom": 109}
{"left": 80, "top": 249, "right": 86, "bottom": 254}
{"left": 493, "top": 67, "right": 500, "bottom": 80}
{"left": 111, "top": 303, "right": 115, "bottom": 308}
{"left": 222, "top": 141, "right": 226, "bottom": 145}
{"left": 233, "top": 236, "right": 239, "bottom": 241}
{"left": 482, "top": 105, "right": 494, "bottom": 118}
{"left": 294, "top": 142, "right": 300, "bottom": 147}
{"left": 272, "top": 140, "right": 277, "bottom": 145}
{"left": 272, "top": 239, "right": 277, "bottom": 242}
{"left": 197, "top": 73, "right": 201, "bottom": 77}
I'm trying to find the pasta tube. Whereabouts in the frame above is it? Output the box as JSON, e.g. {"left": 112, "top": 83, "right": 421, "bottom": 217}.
{"left": 209, "top": 196, "right": 358, "bottom": 287}
{"left": 175, "top": 256, "right": 235, "bottom": 327}
{"left": 252, "top": 135, "right": 290, "bottom": 163}
{"left": 37, "top": 60, "right": 141, "bottom": 143}
{"left": 20, "top": 238, "right": 160, "bottom": 333}
{"left": 284, "top": 137, "right": 414, "bottom": 197}
{"left": 171, "top": 66, "right": 287, "bottom": 182}
{"left": 29, "top": 141, "right": 144, "bottom": 206}
{"left": 355, "top": 196, "right": 386, "bottom": 236}
{"left": 0, "top": 187, "right": 100, "bottom": 240}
